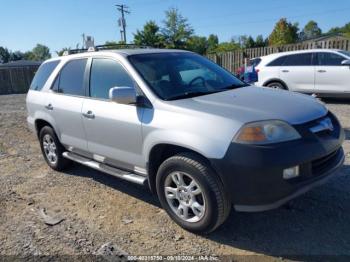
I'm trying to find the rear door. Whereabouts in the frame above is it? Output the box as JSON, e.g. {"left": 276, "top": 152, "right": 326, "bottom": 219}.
{"left": 314, "top": 52, "right": 350, "bottom": 93}
{"left": 49, "top": 58, "right": 89, "bottom": 151}
{"left": 81, "top": 57, "right": 144, "bottom": 171}
{"left": 278, "top": 52, "right": 315, "bottom": 92}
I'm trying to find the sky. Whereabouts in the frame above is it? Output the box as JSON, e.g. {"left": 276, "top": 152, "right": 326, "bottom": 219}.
{"left": 1, "top": 0, "right": 350, "bottom": 55}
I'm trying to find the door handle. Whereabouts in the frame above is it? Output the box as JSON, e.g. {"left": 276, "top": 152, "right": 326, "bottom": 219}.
{"left": 45, "top": 104, "right": 53, "bottom": 110}
{"left": 82, "top": 111, "right": 95, "bottom": 119}
{"left": 317, "top": 70, "right": 327, "bottom": 73}
{"left": 281, "top": 70, "right": 289, "bottom": 73}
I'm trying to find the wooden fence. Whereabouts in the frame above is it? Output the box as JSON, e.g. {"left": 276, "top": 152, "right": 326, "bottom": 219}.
{"left": 0, "top": 65, "right": 39, "bottom": 95}
{"left": 207, "top": 38, "right": 350, "bottom": 73}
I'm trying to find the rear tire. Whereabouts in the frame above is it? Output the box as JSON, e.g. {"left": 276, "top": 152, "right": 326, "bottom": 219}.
{"left": 266, "top": 81, "right": 287, "bottom": 90}
{"left": 39, "top": 126, "right": 70, "bottom": 171}
{"left": 156, "top": 152, "right": 231, "bottom": 233}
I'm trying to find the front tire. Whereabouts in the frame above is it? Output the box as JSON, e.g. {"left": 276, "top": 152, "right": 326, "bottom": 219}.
{"left": 39, "top": 126, "right": 70, "bottom": 171}
{"left": 156, "top": 153, "right": 231, "bottom": 233}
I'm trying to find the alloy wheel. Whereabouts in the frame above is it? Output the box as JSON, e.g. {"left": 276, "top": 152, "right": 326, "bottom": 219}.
{"left": 164, "top": 171, "right": 206, "bottom": 223}
{"left": 42, "top": 134, "right": 58, "bottom": 165}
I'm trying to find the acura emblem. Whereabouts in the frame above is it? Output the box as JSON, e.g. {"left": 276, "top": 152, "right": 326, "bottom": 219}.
{"left": 319, "top": 117, "right": 334, "bottom": 132}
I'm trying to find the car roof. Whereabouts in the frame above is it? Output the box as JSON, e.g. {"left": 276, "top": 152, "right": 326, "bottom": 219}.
{"left": 256, "top": 49, "right": 346, "bottom": 66}
{"left": 45, "top": 48, "right": 191, "bottom": 63}
{"left": 261, "top": 49, "right": 343, "bottom": 59}
{"left": 108, "top": 48, "right": 191, "bottom": 56}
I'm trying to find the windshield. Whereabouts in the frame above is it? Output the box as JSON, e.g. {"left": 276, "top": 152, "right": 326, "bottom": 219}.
{"left": 339, "top": 50, "right": 350, "bottom": 58}
{"left": 128, "top": 52, "right": 248, "bottom": 100}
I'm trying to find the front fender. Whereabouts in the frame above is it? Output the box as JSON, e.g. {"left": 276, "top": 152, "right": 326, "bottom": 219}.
{"left": 142, "top": 129, "right": 231, "bottom": 164}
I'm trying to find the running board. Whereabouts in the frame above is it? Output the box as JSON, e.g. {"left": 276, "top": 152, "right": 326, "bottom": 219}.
{"left": 62, "top": 152, "right": 146, "bottom": 185}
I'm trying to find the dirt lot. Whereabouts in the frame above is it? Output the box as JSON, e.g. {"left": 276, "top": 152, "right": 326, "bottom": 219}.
{"left": 0, "top": 94, "right": 349, "bottom": 260}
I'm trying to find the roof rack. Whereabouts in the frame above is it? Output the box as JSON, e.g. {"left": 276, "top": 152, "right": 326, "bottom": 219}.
{"left": 62, "top": 44, "right": 152, "bottom": 56}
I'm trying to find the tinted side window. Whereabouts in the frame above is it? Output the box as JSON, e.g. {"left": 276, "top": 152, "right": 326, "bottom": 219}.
{"left": 59, "top": 59, "right": 87, "bottom": 96}
{"left": 318, "top": 52, "right": 345, "bottom": 66}
{"left": 30, "top": 60, "right": 60, "bottom": 90}
{"left": 90, "top": 58, "right": 134, "bottom": 99}
{"left": 283, "top": 53, "right": 312, "bottom": 66}
{"left": 267, "top": 56, "right": 286, "bottom": 66}
{"left": 248, "top": 58, "right": 261, "bottom": 67}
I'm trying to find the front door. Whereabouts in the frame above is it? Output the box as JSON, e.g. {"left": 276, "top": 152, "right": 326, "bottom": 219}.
{"left": 81, "top": 58, "right": 144, "bottom": 171}
{"left": 314, "top": 52, "right": 350, "bottom": 94}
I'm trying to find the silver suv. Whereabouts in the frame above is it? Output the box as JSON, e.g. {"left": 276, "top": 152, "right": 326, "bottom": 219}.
{"left": 26, "top": 48, "right": 345, "bottom": 233}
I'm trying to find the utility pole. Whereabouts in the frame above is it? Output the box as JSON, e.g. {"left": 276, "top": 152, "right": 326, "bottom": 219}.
{"left": 116, "top": 4, "right": 130, "bottom": 43}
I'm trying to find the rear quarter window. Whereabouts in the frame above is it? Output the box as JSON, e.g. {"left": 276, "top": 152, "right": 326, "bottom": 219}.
{"left": 266, "top": 56, "right": 286, "bottom": 66}
{"left": 30, "top": 60, "right": 60, "bottom": 91}
{"left": 248, "top": 58, "right": 261, "bottom": 67}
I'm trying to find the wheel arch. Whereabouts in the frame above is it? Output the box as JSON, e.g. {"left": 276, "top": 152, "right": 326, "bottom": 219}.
{"left": 147, "top": 143, "right": 214, "bottom": 194}
{"left": 35, "top": 119, "right": 52, "bottom": 136}
{"left": 263, "top": 78, "right": 288, "bottom": 90}
{"left": 34, "top": 117, "right": 60, "bottom": 140}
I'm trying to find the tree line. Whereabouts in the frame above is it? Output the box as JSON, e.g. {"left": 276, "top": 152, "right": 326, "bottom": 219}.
{"left": 0, "top": 44, "right": 51, "bottom": 64}
{"left": 131, "top": 8, "right": 350, "bottom": 54}
{"left": 1, "top": 7, "right": 350, "bottom": 63}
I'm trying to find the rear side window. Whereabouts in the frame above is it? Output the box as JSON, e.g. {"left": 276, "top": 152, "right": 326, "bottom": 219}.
{"left": 282, "top": 53, "right": 312, "bottom": 66}
{"left": 317, "top": 52, "right": 346, "bottom": 66}
{"left": 248, "top": 58, "right": 261, "bottom": 67}
{"left": 58, "top": 59, "right": 87, "bottom": 96}
{"left": 267, "top": 56, "right": 286, "bottom": 66}
{"left": 90, "top": 58, "right": 134, "bottom": 99}
{"left": 30, "top": 60, "right": 60, "bottom": 91}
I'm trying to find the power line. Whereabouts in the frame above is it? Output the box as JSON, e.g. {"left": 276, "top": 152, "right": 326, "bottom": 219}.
{"left": 116, "top": 4, "right": 130, "bottom": 43}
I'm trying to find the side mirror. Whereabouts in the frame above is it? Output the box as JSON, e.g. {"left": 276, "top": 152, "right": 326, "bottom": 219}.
{"left": 341, "top": 59, "right": 350, "bottom": 66}
{"left": 109, "top": 86, "right": 137, "bottom": 105}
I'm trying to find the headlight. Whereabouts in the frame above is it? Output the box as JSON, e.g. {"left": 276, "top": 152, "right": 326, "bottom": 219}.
{"left": 233, "top": 120, "right": 301, "bottom": 144}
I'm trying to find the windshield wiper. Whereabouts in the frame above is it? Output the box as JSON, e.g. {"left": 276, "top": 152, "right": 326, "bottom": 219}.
{"left": 222, "top": 83, "right": 250, "bottom": 90}
{"left": 165, "top": 90, "right": 220, "bottom": 101}
{"left": 165, "top": 83, "right": 249, "bottom": 101}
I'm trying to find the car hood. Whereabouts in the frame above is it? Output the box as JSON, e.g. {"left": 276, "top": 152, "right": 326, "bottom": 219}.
{"left": 169, "top": 86, "right": 328, "bottom": 125}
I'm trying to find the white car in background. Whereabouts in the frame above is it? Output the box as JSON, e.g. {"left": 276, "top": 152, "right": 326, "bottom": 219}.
{"left": 254, "top": 49, "right": 350, "bottom": 97}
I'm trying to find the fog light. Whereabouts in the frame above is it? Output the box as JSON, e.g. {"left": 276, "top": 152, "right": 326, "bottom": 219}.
{"left": 283, "top": 166, "right": 300, "bottom": 179}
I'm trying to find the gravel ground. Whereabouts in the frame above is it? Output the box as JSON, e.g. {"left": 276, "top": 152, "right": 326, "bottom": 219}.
{"left": 0, "top": 94, "right": 349, "bottom": 260}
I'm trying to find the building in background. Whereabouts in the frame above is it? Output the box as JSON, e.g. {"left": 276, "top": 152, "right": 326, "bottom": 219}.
{"left": 299, "top": 33, "right": 350, "bottom": 48}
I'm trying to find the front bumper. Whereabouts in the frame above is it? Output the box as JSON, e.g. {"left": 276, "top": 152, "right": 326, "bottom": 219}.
{"left": 210, "top": 112, "right": 345, "bottom": 212}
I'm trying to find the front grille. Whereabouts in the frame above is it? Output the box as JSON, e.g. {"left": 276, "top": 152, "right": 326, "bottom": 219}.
{"left": 311, "top": 149, "right": 339, "bottom": 174}
{"left": 294, "top": 112, "right": 340, "bottom": 139}
{"left": 309, "top": 117, "right": 334, "bottom": 134}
